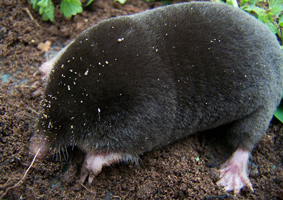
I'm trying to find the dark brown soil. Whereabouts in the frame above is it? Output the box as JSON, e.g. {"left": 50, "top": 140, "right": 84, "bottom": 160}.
{"left": 1, "top": 0, "right": 283, "bottom": 199}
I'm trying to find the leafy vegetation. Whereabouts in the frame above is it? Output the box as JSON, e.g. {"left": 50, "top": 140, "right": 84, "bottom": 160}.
{"left": 222, "top": 0, "right": 283, "bottom": 46}
{"left": 274, "top": 95, "right": 283, "bottom": 123}
{"left": 114, "top": 0, "right": 127, "bottom": 4}
{"left": 30, "top": 0, "right": 172, "bottom": 21}
{"left": 30, "top": 0, "right": 93, "bottom": 21}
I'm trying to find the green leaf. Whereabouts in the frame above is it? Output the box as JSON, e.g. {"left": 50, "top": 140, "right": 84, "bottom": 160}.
{"left": 37, "top": 0, "right": 54, "bottom": 21}
{"left": 269, "top": 6, "right": 283, "bottom": 17}
{"left": 226, "top": 0, "right": 238, "bottom": 7}
{"left": 279, "top": 15, "right": 283, "bottom": 26}
{"left": 269, "top": 0, "right": 283, "bottom": 17}
{"left": 269, "top": 0, "right": 283, "bottom": 8}
{"left": 213, "top": 0, "right": 224, "bottom": 3}
{"left": 85, "top": 0, "right": 94, "bottom": 7}
{"left": 60, "top": 0, "right": 83, "bottom": 18}
{"left": 37, "top": 0, "right": 48, "bottom": 7}
{"left": 114, "top": 0, "right": 127, "bottom": 4}
{"left": 30, "top": 0, "right": 39, "bottom": 9}
{"left": 240, "top": 0, "right": 258, "bottom": 6}
{"left": 42, "top": 5, "right": 54, "bottom": 21}
{"left": 265, "top": 20, "right": 278, "bottom": 34}
{"left": 274, "top": 102, "right": 283, "bottom": 123}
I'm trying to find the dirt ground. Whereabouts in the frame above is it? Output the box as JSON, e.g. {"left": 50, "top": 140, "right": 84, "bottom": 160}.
{"left": 0, "top": 0, "right": 283, "bottom": 199}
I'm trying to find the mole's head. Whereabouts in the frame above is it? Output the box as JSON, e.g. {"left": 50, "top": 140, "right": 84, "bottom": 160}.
{"left": 29, "top": 104, "right": 72, "bottom": 158}
{"left": 29, "top": 63, "right": 103, "bottom": 158}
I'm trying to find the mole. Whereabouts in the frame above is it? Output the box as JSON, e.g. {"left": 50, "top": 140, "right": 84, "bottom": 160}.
{"left": 30, "top": 2, "right": 283, "bottom": 193}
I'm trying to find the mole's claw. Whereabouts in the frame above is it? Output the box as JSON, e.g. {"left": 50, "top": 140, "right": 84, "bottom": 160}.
{"left": 80, "top": 166, "right": 89, "bottom": 183}
{"left": 79, "top": 152, "right": 130, "bottom": 184}
{"left": 88, "top": 173, "right": 95, "bottom": 184}
{"left": 31, "top": 87, "right": 44, "bottom": 97}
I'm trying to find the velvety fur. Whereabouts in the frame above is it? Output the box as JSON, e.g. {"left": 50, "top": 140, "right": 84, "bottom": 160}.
{"left": 35, "top": 2, "right": 283, "bottom": 158}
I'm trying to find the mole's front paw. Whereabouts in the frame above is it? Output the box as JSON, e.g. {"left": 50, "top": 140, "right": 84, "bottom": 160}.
{"left": 216, "top": 148, "right": 254, "bottom": 194}
{"left": 30, "top": 60, "right": 54, "bottom": 97}
{"left": 80, "top": 152, "right": 124, "bottom": 184}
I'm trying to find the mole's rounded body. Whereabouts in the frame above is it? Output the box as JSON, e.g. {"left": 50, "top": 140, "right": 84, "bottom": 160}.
{"left": 30, "top": 2, "right": 283, "bottom": 193}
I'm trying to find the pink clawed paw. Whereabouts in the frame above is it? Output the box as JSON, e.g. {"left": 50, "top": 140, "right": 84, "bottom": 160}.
{"left": 80, "top": 152, "right": 127, "bottom": 184}
{"left": 216, "top": 148, "right": 254, "bottom": 194}
{"left": 31, "top": 59, "right": 54, "bottom": 97}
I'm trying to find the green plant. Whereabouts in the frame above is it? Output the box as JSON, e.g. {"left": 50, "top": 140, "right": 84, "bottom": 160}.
{"left": 114, "top": 0, "right": 172, "bottom": 5}
{"left": 216, "top": 0, "right": 283, "bottom": 47}
{"left": 114, "top": 0, "right": 127, "bottom": 4}
{"left": 30, "top": 0, "right": 172, "bottom": 21}
{"left": 274, "top": 94, "right": 283, "bottom": 123}
{"left": 30, "top": 0, "right": 93, "bottom": 21}
{"left": 240, "top": 0, "right": 283, "bottom": 45}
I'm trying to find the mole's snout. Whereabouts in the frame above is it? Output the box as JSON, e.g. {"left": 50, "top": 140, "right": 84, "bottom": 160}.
{"left": 29, "top": 129, "right": 50, "bottom": 159}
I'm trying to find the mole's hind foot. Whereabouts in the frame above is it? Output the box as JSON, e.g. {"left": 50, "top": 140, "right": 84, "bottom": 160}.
{"left": 216, "top": 148, "right": 254, "bottom": 194}
{"left": 80, "top": 152, "right": 136, "bottom": 184}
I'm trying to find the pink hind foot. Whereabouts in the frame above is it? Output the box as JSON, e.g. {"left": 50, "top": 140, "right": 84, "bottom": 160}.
{"left": 216, "top": 148, "right": 254, "bottom": 194}
{"left": 80, "top": 152, "right": 135, "bottom": 184}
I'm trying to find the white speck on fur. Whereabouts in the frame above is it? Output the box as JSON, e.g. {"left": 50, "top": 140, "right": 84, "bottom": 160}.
{"left": 84, "top": 68, "right": 89, "bottom": 76}
{"left": 118, "top": 38, "right": 124, "bottom": 42}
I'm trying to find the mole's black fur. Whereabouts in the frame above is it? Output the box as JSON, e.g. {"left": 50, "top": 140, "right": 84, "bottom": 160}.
{"left": 31, "top": 2, "right": 283, "bottom": 190}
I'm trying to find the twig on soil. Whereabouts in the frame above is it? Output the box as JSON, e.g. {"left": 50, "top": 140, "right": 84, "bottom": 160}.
{"left": 0, "top": 178, "right": 12, "bottom": 190}
{"left": 26, "top": 107, "right": 39, "bottom": 115}
{"left": 24, "top": 8, "right": 40, "bottom": 27}
{"left": 0, "top": 148, "right": 41, "bottom": 200}
{"left": 78, "top": 181, "right": 97, "bottom": 198}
